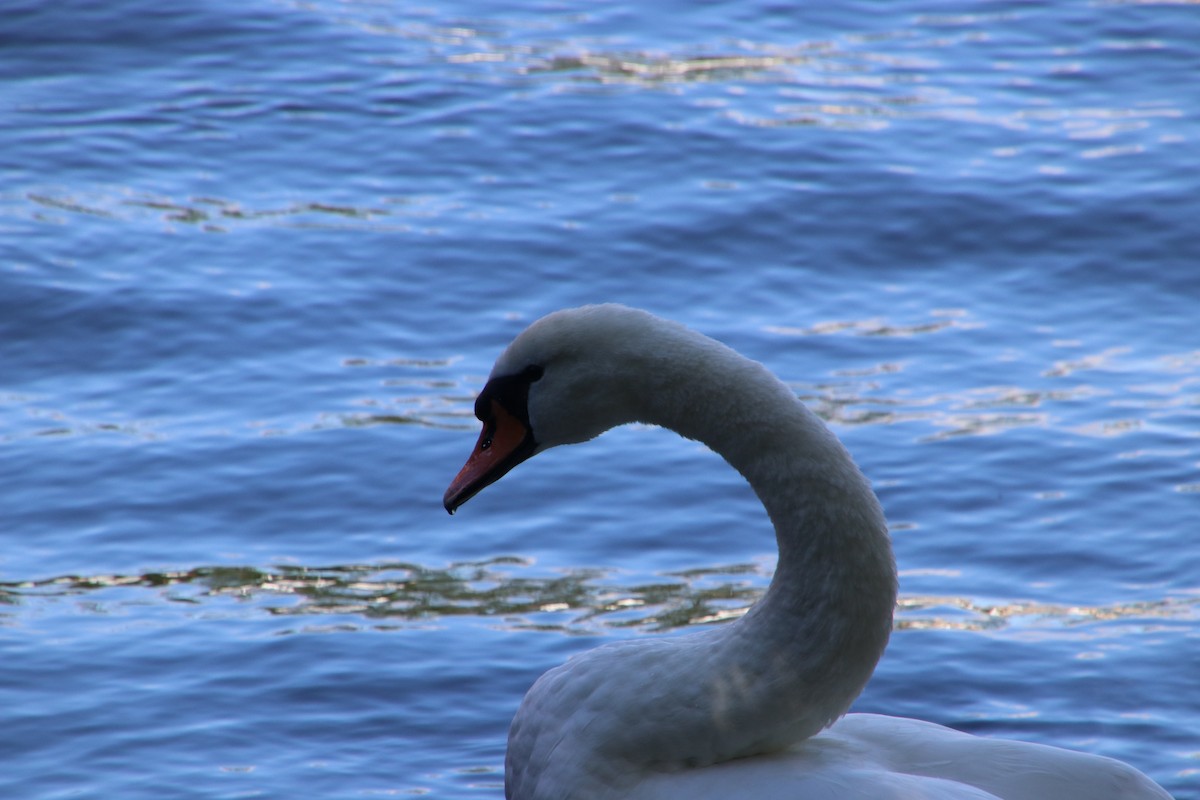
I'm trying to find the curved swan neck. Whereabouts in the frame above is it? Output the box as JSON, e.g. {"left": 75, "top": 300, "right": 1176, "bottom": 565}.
{"left": 627, "top": 326, "right": 894, "bottom": 592}
{"left": 503, "top": 309, "right": 898, "bottom": 797}
{"left": 639, "top": 331, "right": 896, "bottom": 747}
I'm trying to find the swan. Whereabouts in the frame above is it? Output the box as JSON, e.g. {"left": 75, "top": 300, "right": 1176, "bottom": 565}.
{"left": 443, "top": 304, "right": 1172, "bottom": 800}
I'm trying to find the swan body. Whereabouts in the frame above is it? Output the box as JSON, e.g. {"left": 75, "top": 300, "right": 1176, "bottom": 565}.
{"left": 444, "top": 305, "right": 1171, "bottom": 800}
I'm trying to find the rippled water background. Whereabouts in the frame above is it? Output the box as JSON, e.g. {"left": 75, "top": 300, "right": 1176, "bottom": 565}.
{"left": 2, "top": 0, "right": 1198, "bottom": 797}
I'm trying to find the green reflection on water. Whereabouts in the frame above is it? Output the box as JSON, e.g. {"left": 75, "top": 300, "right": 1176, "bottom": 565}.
{"left": 0, "top": 558, "right": 760, "bottom": 633}
{"left": 3, "top": 559, "right": 1193, "bottom": 635}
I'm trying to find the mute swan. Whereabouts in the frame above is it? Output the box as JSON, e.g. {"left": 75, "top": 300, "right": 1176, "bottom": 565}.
{"left": 444, "top": 305, "right": 1172, "bottom": 800}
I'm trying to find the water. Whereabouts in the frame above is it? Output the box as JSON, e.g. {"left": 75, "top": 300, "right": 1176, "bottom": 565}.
{"left": 2, "top": 0, "right": 1197, "bottom": 797}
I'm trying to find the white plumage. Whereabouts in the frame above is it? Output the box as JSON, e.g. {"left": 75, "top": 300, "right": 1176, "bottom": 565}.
{"left": 444, "top": 305, "right": 1172, "bottom": 800}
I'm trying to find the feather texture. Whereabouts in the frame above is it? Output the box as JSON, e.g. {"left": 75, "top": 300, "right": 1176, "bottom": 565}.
{"left": 449, "top": 305, "right": 1172, "bottom": 800}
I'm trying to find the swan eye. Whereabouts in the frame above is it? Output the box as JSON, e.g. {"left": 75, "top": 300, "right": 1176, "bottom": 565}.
{"left": 524, "top": 364, "right": 544, "bottom": 381}
{"left": 479, "top": 416, "right": 498, "bottom": 450}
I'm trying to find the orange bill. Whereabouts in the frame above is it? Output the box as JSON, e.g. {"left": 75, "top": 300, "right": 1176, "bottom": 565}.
{"left": 443, "top": 399, "right": 535, "bottom": 514}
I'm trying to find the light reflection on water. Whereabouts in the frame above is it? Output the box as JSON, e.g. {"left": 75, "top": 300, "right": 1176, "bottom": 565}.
{"left": 5, "top": 559, "right": 1194, "bottom": 636}
{"left": 4, "top": 311, "right": 1195, "bottom": 480}
{"left": 24, "top": 191, "right": 412, "bottom": 233}
{"left": 14, "top": 4, "right": 1190, "bottom": 231}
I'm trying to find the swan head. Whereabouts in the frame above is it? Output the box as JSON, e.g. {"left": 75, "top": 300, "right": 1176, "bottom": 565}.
{"left": 443, "top": 305, "right": 674, "bottom": 513}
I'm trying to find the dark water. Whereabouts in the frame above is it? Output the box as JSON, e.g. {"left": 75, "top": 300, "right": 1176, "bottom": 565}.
{"left": 2, "top": 0, "right": 1197, "bottom": 797}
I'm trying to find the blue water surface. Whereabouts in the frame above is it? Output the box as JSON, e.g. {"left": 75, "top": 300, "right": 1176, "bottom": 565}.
{"left": 2, "top": 0, "right": 1198, "bottom": 797}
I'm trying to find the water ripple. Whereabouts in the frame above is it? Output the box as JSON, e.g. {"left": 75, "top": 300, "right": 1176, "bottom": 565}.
{"left": 4, "top": 560, "right": 1194, "bottom": 637}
